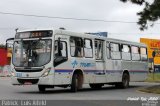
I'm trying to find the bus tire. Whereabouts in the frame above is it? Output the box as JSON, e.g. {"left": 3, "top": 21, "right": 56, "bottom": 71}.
{"left": 38, "top": 85, "right": 46, "bottom": 92}
{"left": 89, "top": 84, "right": 103, "bottom": 89}
{"left": 120, "top": 73, "right": 129, "bottom": 88}
{"left": 71, "top": 74, "right": 78, "bottom": 92}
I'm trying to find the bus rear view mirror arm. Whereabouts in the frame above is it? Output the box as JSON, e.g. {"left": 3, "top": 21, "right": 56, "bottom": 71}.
{"left": 5, "top": 38, "right": 14, "bottom": 49}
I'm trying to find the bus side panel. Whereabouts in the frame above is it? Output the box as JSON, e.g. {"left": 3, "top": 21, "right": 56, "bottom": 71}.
{"left": 121, "top": 61, "right": 132, "bottom": 71}
{"left": 74, "top": 58, "right": 97, "bottom": 84}
{"left": 105, "top": 60, "right": 122, "bottom": 82}
{"left": 54, "top": 61, "right": 72, "bottom": 85}
{"left": 82, "top": 58, "right": 97, "bottom": 84}
{"left": 94, "top": 61, "right": 106, "bottom": 83}
{"left": 130, "top": 61, "right": 148, "bottom": 81}
{"left": 54, "top": 58, "right": 97, "bottom": 85}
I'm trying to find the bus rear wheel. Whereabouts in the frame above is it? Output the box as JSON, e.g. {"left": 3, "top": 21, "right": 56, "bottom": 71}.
{"left": 122, "top": 73, "right": 129, "bottom": 88}
{"left": 38, "top": 85, "right": 46, "bottom": 92}
{"left": 116, "top": 73, "right": 129, "bottom": 89}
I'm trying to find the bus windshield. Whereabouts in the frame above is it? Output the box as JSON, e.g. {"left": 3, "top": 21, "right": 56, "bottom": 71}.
{"left": 12, "top": 39, "right": 52, "bottom": 67}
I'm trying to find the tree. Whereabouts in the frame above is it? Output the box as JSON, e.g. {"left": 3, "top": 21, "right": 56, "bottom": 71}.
{"left": 120, "top": 0, "right": 160, "bottom": 30}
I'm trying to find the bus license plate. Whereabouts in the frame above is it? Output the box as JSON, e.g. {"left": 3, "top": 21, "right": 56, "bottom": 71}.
{"left": 16, "top": 72, "right": 22, "bottom": 77}
{"left": 24, "top": 82, "right": 32, "bottom": 85}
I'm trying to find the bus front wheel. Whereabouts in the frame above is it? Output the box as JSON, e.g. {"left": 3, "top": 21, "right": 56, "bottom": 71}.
{"left": 71, "top": 73, "right": 83, "bottom": 92}
{"left": 71, "top": 74, "right": 78, "bottom": 92}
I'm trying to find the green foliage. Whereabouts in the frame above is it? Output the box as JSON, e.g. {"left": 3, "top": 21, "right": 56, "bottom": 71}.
{"left": 120, "top": 0, "right": 145, "bottom": 5}
{"left": 139, "top": 85, "right": 160, "bottom": 94}
{"left": 146, "top": 73, "right": 160, "bottom": 82}
{"left": 121, "top": 0, "right": 160, "bottom": 30}
{"left": 140, "top": 73, "right": 160, "bottom": 94}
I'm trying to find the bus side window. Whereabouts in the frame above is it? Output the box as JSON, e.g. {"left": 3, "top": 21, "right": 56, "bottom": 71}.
{"left": 54, "top": 41, "right": 68, "bottom": 67}
{"left": 84, "top": 39, "right": 93, "bottom": 58}
{"left": 54, "top": 41, "right": 67, "bottom": 57}
{"left": 60, "top": 42, "right": 67, "bottom": 57}
{"left": 106, "top": 42, "right": 110, "bottom": 59}
{"left": 70, "top": 37, "right": 83, "bottom": 57}
{"left": 110, "top": 43, "right": 121, "bottom": 60}
{"left": 95, "top": 40, "right": 103, "bottom": 60}
{"left": 140, "top": 47, "right": 147, "bottom": 61}
{"left": 131, "top": 46, "right": 140, "bottom": 61}
{"left": 121, "top": 44, "right": 131, "bottom": 60}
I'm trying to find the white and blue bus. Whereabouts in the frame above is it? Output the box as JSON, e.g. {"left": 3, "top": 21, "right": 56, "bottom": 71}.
{"left": 8, "top": 28, "right": 148, "bottom": 92}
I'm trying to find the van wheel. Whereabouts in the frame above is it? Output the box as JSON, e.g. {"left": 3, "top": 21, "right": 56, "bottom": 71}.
{"left": 119, "top": 73, "right": 129, "bottom": 88}
{"left": 71, "top": 73, "right": 83, "bottom": 92}
{"left": 38, "top": 85, "right": 46, "bottom": 92}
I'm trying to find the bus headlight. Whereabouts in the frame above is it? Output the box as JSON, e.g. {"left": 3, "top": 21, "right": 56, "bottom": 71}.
{"left": 41, "top": 68, "right": 51, "bottom": 77}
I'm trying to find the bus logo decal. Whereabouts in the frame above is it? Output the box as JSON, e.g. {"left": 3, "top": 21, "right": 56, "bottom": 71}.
{"left": 80, "top": 62, "right": 95, "bottom": 67}
{"left": 71, "top": 60, "right": 78, "bottom": 68}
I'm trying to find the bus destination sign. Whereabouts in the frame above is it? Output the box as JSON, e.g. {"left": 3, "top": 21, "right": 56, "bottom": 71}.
{"left": 15, "top": 30, "right": 53, "bottom": 39}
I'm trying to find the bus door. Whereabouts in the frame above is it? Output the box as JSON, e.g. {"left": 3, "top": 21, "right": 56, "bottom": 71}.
{"left": 94, "top": 40, "right": 106, "bottom": 83}
{"left": 54, "top": 35, "right": 69, "bottom": 85}
{"left": 105, "top": 42, "right": 122, "bottom": 82}
{"left": 54, "top": 35, "right": 68, "bottom": 66}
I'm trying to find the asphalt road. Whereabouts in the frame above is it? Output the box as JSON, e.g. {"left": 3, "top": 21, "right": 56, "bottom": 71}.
{"left": 0, "top": 77, "right": 160, "bottom": 106}
{"left": 0, "top": 77, "right": 159, "bottom": 100}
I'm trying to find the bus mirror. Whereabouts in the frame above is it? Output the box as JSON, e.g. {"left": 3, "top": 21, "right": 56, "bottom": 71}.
{"left": 152, "top": 51, "right": 156, "bottom": 58}
{"left": 5, "top": 38, "right": 14, "bottom": 49}
{"left": 59, "top": 42, "right": 63, "bottom": 50}
{"left": 57, "top": 37, "right": 63, "bottom": 50}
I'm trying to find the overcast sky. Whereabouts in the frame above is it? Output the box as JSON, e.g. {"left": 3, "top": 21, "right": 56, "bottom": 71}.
{"left": 0, "top": 0, "right": 160, "bottom": 44}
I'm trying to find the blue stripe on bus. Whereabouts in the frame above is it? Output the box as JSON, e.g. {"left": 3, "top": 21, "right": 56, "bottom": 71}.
{"left": 129, "top": 70, "right": 148, "bottom": 73}
{"left": 84, "top": 70, "right": 104, "bottom": 73}
{"left": 106, "top": 70, "right": 123, "bottom": 73}
{"left": 54, "top": 69, "right": 148, "bottom": 73}
{"left": 55, "top": 70, "right": 73, "bottom": 73}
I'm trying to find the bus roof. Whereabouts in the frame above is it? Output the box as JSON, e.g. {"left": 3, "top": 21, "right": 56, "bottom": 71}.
{"left": 106, "top": 38, "right": 146, "bottom": 47}
{"left": 54, "top": 29, "right": 146, "bottom": 47}
{"left": 17, "top": 28, "right": 54, "bottom": 33}
{"left": 17, "top": 28, "right": 146, "bottom": 47}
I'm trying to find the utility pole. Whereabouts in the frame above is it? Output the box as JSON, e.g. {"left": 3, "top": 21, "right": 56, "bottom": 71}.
{"left": 152, "top": 51, "right": 156, "bottom": 80}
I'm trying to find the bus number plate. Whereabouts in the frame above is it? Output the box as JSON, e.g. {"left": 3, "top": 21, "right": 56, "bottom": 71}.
{"left": 16, "top": 73, "right": 22, "bottom": 77}
{"left": 24, "top": 82, "right": 32, "bottom": 85}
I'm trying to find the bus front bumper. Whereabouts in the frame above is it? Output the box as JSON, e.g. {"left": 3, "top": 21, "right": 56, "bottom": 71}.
{"left": 11, "top": 75, "right": 54, "bottom": 85}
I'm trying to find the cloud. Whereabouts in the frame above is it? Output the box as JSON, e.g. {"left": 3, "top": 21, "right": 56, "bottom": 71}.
{"left": 0, "top": 0, "right": 159, "bottom": 44}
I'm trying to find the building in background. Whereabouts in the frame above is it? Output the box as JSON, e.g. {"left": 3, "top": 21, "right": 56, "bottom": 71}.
{"left": 140, "top": 38, "right": 160, "bottom": 72}
{"left": 0, "top": 48, "right": 7, "bottom": 66}
{"left": 0, "top": 44, "right": 12, "bottom": 76}
{"left": 0, "top": 44, "right": 12, "bottom": 66}
{"left": 7, "top": 48, "right": 12, "bottom": 64}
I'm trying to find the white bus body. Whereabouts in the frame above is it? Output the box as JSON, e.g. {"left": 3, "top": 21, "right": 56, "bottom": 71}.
{"left": 10, "top": 29, "right": 148, "bottom": 92}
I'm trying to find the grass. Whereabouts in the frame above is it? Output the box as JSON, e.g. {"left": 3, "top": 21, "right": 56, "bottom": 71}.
{"left": 139, "top": 85, "right": 160, "bottom": 94}
{"left": 145, "top": 73, "right": 160, "bottom": 82}
{"left": 139, "top": 73, "right": 160, "bottom": 94}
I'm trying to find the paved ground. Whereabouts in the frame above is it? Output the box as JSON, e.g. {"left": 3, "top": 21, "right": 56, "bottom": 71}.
{"left": 0, "top": 77, "right": 159, "bottom": 100}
